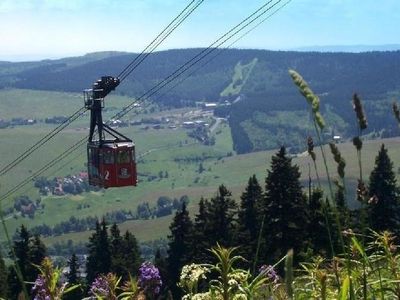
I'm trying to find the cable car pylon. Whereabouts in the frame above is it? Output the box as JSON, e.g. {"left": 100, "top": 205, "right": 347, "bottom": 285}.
{"left": 84, "top": 76, "right": 137, "bottom": 188}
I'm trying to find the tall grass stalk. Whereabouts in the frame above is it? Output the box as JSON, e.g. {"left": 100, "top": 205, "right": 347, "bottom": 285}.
{"left": 312, "top": 120, "right": 335, "bottom": 201}
{"left": 289, "top": 70, "right": 345, "bottom": 248}
{"left": 307, "top": 136, "right": 321, "bottom": 188}
{"left": 352, "top": 94, "right": 369, "bottom": 245}
{"left": 351, "top": 235, "right": 383, "bottom": 300}
{"left": 289, "top": 70, "right": 356, "bottom": 296}
{"left": 252, "top": 214, "right": 265, "bottom": 275}
{"left": 284, "top": 249, "right": 294, "bottom": 299}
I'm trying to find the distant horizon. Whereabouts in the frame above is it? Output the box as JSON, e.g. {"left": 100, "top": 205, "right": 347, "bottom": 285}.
{"left": 1, "top": 0, "right": 399, "bottom": 63}
{"left": 2, "top": 43, "right": 400, "bottom": 63}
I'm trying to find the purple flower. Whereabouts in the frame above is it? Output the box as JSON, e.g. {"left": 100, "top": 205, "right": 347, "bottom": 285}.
{"left": 90, "top": 275, "right": 111, "bottom": 297}
{"left": 259, "top": 265, "right": 279, "bottom": 283}
{"left": 32, "top": 275, "right": 50, "bottom": 300}
{"left": 138, "top": 261, "right": 162, "bottom": 295}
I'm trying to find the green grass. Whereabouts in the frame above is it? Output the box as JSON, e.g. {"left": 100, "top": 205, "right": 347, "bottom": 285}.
{"left": 0, "top": 88, "right": 141, "bottom": 120}
{"left": 1, "top": 89, "right": 400, "bottom": 246}
{"left": 220, "top": 58, "right": 257, "bottom": 97}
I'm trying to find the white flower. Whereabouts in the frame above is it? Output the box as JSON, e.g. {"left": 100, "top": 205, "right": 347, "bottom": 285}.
{"left": 180, "top": 264, "right": 210, "bottom": 285}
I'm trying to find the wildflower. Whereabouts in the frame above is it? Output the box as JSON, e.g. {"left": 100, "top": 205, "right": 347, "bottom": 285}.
{"left": 227, "top": 270, "right": 248, "bottom": 288}
{"left": 180, "top": 264, "right": 209, "bottom": 285}
{"left": 183, "top": 292, "right": 213, "bottom": 300}
{"left": 32, "top": 257, "right": 73, "bottom": 300}
{"left": 32, "top": 275, "right": 50, "bottom": 300}
{"left": 138, "top": 261, "right": 162, "bottom": 295}
{"left": 259, "top": 265, "right": 279, "bottom": 283}
{"left": 90, "top": 275, "right": 111, "bottom": 298}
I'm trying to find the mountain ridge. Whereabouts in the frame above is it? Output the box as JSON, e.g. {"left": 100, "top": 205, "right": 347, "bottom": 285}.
{"left": 1, "top": 48, "right": 400, "bottom": 153}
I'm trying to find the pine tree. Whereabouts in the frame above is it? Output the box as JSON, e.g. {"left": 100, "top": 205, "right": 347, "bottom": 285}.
{"left": 121, "top": 230, "right": 141, "bottom": 279}
{"left": 110, "top": 223, "right": 125, "bottom": 277}
{"left": 68, "top": 253, "right": 80, "bottom": 284}
{"left": 86, "top": 219, "right": 111, "bottom": 284}
{"left": 190, "top": 197, "right": 210, "bottom": 263}
{"left": 368, "top": 144, "right": 400, "bottom": 233}
{"left": 7, "top": 226, "right": 47, "bottom": 298}
{"left": 154, "top": 248, "right": 169, "bottom": 298}
{"left": 308, "top": 189, "right": 333, "bottom": 256}
{"left": 235, "top": 175, "right": 263, "bottom": 267}
{"left": 206, "top": 185, "right": 237, "bottom": 248}
{"left": 64, "top": 253, "right": 83, "bottom": 300}
{"left": 8, "top": 225, "right": 31, "bottom": 298}
{"left": 0, "top": 250, "right": 8, "bottom": 298}
{"left": 262, "top": 147, "right": 310, "bottom": 265}
{"left": 189, "top": 186, "right": 238, "bottom": 265}
{"left": 167, "top": 202, "right": 193, "bottom": 299}
{"left": 27, "top": 234, "right": 46, "bottom": 282}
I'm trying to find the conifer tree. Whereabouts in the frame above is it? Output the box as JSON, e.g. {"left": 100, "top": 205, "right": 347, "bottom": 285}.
{"left": 7, "top": 226, "right": 47, "bottom": 298}
{"left": 154, "top": 248, "right": 169, "bottom": 298}
{"left": 368, "top": 144, "right": 400, "bottom": 233}
{"left": 190, "top": 197, "right": 210, "bottom": 263}
{"left": 262, "top": 147, "right": 310, "bottom": 264}
{"left": 64, "top": 253, "right": 83, "bottom": 300}
{"left": 86, "top": 219, "right": 111, "bottom": 284}
{"left": 0, "top": 250, "right": 8, "bottom": 298}
{"left": 68, "top": 253, "right": 80, "bottom": 286}
{"left": 206, "top": 185, "right": 237, "bottom": 248}
{"left": 308, "top": 189, "right": 333, "bottom": 256}
{"left": 189, "top": 186, "right": 237, "bottom": 264}
{"left": 167, "top": 202, "right": 193, "bottom": 299}
{"left": 110, "top": 223, "right": 125, "bottom": 277}
{"left": 27, "top": 234, "right": 46, "bottom": 281}
{"left": 13, "top": 225, "right": 30, "bottom": 276}
{"left": 121, "top": 230, "right": 141, "bottom": 279}
{"left": 8, "top": 225, "right": 31, "bottom": 298}
{"left": 235, "top": 175, "right": 263, "bottom": 266}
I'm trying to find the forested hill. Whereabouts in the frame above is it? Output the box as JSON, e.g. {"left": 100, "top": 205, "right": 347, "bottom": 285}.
{"left": 2, "top": 48, "right": 400, "bottom": 153}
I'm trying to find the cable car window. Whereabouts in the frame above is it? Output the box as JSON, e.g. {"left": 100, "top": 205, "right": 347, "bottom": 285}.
{"left": 117, "top": 151, "right": 130, "bottom": 164}
{"left": 103, "top": 150, "right": 114, "bottom": 164}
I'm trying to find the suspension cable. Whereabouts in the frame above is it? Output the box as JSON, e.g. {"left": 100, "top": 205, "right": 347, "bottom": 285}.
{"left": 118, "top": 0, "right": 204, "bottom": 82}
{"left": 152, "top": 0, "right": 293, "bottom": 101}
{"left": 112, "top": 0, "right": 284, "bottom": 120}
{"left": 1, "top": 0, "right": 291, "bottom": 201}
{"left": 0, "top": 107, "right": 87, "bottom": 176}
{"left": 0, "top": 0, "right": 204, "bottom": 178}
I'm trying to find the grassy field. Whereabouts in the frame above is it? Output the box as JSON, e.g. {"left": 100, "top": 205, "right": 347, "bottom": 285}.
{"left": 220, "top": 58, "right": 257, "bottom": 97}
{"left": 38, "top": 136, "right": 400, "bottom": 246}
{"left": 1, "top": 89, "right": 400, "bottom": 248}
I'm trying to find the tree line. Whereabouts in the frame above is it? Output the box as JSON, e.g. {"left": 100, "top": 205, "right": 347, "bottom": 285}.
{"left": 162, "top": 144, "right": 400, "bottom": 298}
{"left": 0, "top": 143, "right": 398, "bottom": 299}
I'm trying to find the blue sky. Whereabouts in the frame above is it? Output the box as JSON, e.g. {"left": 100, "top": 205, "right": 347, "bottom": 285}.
{"left": 1, "top": 0, "right": 399, "bottom": 61}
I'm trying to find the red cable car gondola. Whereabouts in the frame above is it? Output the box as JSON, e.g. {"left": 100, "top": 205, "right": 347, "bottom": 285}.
{"left": 84, "top": 76, "right": 137, "bottom": 188}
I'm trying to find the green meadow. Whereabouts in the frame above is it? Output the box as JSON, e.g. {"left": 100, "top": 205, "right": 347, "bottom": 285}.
{"left": 1, "top": 89, "right": 400, "bottom": 245}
